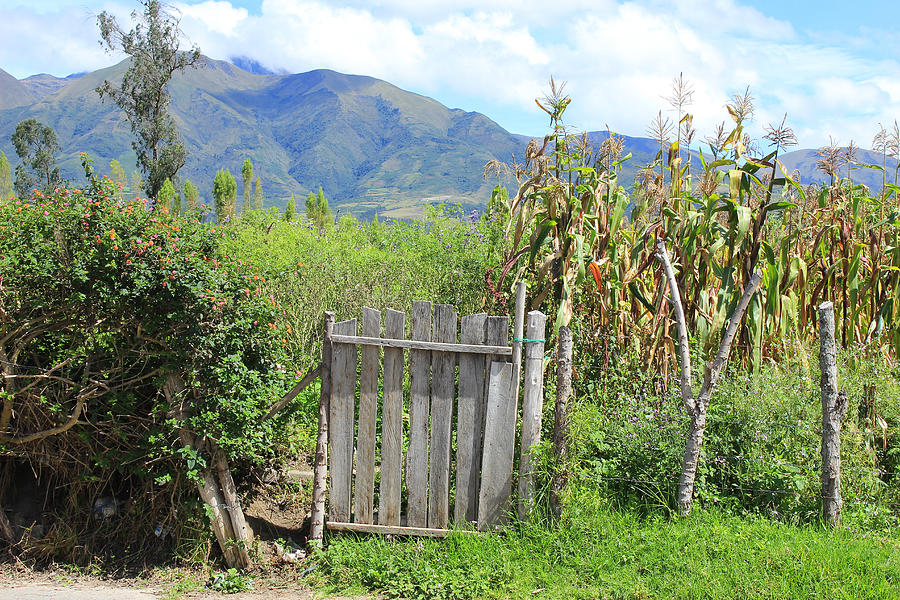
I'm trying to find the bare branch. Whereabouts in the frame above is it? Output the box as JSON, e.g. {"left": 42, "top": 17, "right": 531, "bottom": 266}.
{"left": 263, "top": 364, "right": 322, "bottom": 421}
{"left": 655, "top": 239, "right": 694, "bottom": 412}
{"left": 698, "top": 270, "right": 764, "bottom": 403}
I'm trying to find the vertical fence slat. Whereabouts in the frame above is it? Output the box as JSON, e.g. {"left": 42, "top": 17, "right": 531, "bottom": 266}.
{"left": 355, "top": 307, "right": 381, "bottom": 524}
{"left": 477, "top": 361, "right": 515, "bottom": 529}
{"left": 479, "top": 316, "right": 509, "bottom": 510}
{"left": 379, "top": 309, "right": 406, "bottom": 526}
{"left": 427, "top": 304, "right": 458, "bottom": 529}
{"left": 406, "top": 301, "right": 432, "bottom": 527}
{"left": 517, "top": 311, "right": 547, "bottom": 519}
{"left": 328, "top": 318, "right": 357, "bottom": 523}
{"left": 454, "top": 313, "right": 487, "bottom": 525}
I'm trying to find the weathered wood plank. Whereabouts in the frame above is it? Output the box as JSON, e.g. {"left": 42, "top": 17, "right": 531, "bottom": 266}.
{"left": 477, "top": 360, "right": 516, "bottom": 530}
{"left": 354, "top": 307, "right": 380, "bottom": 524}
{"left": 406, "top": 301, "right": 431, "bottom": 527}
{"left": 477, "top": 316, "right": 509, "bottom": 509}
{"left": 427, "top": 304, "right": 458, "bottom": 529}
{"left": 454, "top": 313, "right": 487, "bottom": 525}
{"left": 328, "top": 319, "right": 357, "bottom": 524}
{"left": 517, "top": 311, "right": 547, "bottom": 519}
{"left": 379, "top": 309, "right": 405, "bottom": 526}
{"left": 327, "top": 522, "right": 475, "bottom": 538}
{"left": 330, "top": 334, "right": 511, "bottom": 356}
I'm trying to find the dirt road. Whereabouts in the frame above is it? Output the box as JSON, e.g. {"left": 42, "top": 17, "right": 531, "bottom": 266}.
{"left": 0, "top": 575, "right": 360, "bottom": 599}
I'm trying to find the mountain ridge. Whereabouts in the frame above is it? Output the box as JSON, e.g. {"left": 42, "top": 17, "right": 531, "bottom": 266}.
{"left": 0, "top": 57, "right": 895, "bottom": 215}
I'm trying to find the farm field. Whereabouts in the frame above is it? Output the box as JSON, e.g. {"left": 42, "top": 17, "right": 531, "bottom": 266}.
{"left": 3, "top": 2, "right": 900, "bottom": 599}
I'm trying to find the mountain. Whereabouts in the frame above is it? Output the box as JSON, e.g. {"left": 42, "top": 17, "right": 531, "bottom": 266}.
{"left": 20, "top": 72, "right": 86, "bottom": 101}
{"left": 0, "top": 57, "right": 522, "bottom": 217}
{"left": 0, "top": 68, "right": 36, "bottom": 110}
{"left": 0, "top": 57, "right": 895, "bottom": 216}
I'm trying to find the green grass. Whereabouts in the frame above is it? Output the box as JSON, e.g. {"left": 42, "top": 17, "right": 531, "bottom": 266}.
{"left": 313, "top": 491, "right": 900, "bottom": 600}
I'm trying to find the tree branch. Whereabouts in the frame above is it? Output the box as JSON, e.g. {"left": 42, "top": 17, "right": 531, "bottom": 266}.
{"left": 656, "top": 238, "right": 694, "bottom": 412}
{"left": 698, "top": 270, "right": 764, "bottom": 404}
{"left": 262, "top": 364, "right": 322, "bottom": 421}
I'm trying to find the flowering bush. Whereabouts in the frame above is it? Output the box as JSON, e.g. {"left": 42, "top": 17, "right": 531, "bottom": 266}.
{"left": 0, "top": 158, "right": 292, "bottom": 540}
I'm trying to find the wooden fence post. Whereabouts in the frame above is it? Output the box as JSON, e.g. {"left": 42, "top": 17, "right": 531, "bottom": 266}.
{"left": 818, "top": 301, "right": 847, "bottom": 526}
{"left": 550, "top": 326, "right": 572, "bottom": 520}
{"left": 308, "top": 312, "right": 334, "bottom": 550}
{"left": 517, "top": 310, "right": 547, "bottom": 519}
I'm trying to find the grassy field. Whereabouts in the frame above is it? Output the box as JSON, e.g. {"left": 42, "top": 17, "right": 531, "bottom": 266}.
{"left": 313, "top": 493, "right": 900, "bottom": 600}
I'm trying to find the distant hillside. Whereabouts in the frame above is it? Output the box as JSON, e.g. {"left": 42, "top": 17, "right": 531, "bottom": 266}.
{"left": 0, "top": 57, "right": 522, "bottom": 217}
{"left": 0, "top": 68, "right": 35, "bottom": 110}
{"left": 0, "top": 57, "right": 896, "bottom": 215}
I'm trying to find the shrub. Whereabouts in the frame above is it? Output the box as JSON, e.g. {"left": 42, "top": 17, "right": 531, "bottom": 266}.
{"left": 0, "top": 157, "right": 292, "bottom": 558}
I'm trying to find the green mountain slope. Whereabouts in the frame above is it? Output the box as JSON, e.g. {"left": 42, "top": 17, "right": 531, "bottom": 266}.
{"left": 0, "top": 68, "right": 36, "bottom": 110}
{"left": 0, "top": 56, "right": 895, "bottom": 215}
{"left": 0, "top": 57, "right": 521, "bottom": 217}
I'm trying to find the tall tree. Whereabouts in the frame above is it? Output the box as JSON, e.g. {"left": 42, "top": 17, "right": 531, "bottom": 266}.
{"left": 284, "top": 193, "right": 295, "bottom": 222}
{"left": 11, "top": 118, "right": 61, "bottom": 198}
{"left": 212, "top": 168, "right": 236, "bottom": 223}
{"left": 183, "top": 178, "right": 199, "bottom": 210}
{"left": 253, "top": 175, "right": 263, "bottom": 209}
{"left": 109, "top": 159, "right": 127, "bottom": 201}
{"left": 241, "top": 158, "right": 253, "bottom": 214}
{"left": 0, "top": 151, "right": 12, "bottom": 200}
{"left": 96, "top": 0, "right": 200, "bottom": 201}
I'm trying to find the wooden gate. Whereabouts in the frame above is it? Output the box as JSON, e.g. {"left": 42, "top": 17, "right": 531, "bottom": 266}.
{"left": 310, "top": 291, "right": 546, "bottom": 538}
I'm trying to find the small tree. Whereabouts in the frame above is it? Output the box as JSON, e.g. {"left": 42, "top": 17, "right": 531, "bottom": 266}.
{"left": 656, "top": 240, "right": 763, "bottom": 515}
{"left": 284, "top": 193, "right": 295, "bottom": 221}
{"left": 212, "top": 168, "right": 236, "bottom": 223}
{"left": 306, "top": 187, "right": 332, "bottom": 232}
{"left": 96, "top": 0, "right": 201, "bottom": 200}
{"left": 130, "top": 169, "right": 144, "bottom": 202}
{"left": 253, "top": 175, "right": 263, "bottom": 209}
{"left": 0, "top": 151, "right": 12, "bottom": 200}
{"left": 241, "top": 158, "right": 253, "bottom": 214}
{"left": 109, "top": 159, "right": 127, "bottom": 201}
{"left": 183, "top": 178, "right": 199, "bottom": 210}
{"left": 11, "top": 118, "right": 61, "bottom": 197}
{"left": 157, "top": 177, "right": 176, "bottom": 212}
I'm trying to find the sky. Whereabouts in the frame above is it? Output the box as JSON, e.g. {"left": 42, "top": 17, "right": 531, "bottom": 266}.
{"left": 1, "top": 0, "right": 899, "bottom": 149}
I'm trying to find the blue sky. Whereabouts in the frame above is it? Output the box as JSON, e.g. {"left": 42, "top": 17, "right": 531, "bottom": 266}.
{"left": 3, "top": 0, "right": 899, "bottom": 149}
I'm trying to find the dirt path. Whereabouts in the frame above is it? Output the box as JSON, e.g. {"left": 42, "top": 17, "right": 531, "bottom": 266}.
{"left": 0, "top": 569, "right": 366, "bottom": 600}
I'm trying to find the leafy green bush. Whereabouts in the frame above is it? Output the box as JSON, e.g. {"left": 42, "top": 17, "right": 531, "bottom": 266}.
{"left": 566, "top": 345, "right": 900, "bottom": 527}
{"left": 0, "top": 158, "right": 292, "bottom": 557}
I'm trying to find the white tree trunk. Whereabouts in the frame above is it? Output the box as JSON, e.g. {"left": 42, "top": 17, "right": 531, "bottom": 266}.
{"left": 818, "top": 302, "right": 847, "bottom": 526}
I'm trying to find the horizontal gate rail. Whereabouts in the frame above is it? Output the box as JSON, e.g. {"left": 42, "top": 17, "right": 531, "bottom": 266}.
{"left": 329, "top": 334, "right": 512, "bottom": 356}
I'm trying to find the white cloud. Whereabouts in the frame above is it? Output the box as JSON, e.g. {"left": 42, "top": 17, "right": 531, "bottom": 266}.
{"left": 177, "top": 1, "right": 248, "bottom": 36}
{"left": 0, "top": 4, "right": 115, "bottom": 78}
{"left": 1, "top": 0, "right": 899, "bottom": 149}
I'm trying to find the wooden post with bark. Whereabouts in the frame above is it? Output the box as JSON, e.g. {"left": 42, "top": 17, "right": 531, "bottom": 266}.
{"left": 550, "top": 325, "right": 572, "bottom": 519}
{"left": 308, "top": 312, "right": 334, "bottom": 550}
{"left": 656, "top": 239, "right": 764, "bottom": 516}
{"left": 518, "top": 310, "right": 547, "bottom": 519}
{"left": 818, "top": 301, "right": 847, "bottom": 527}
